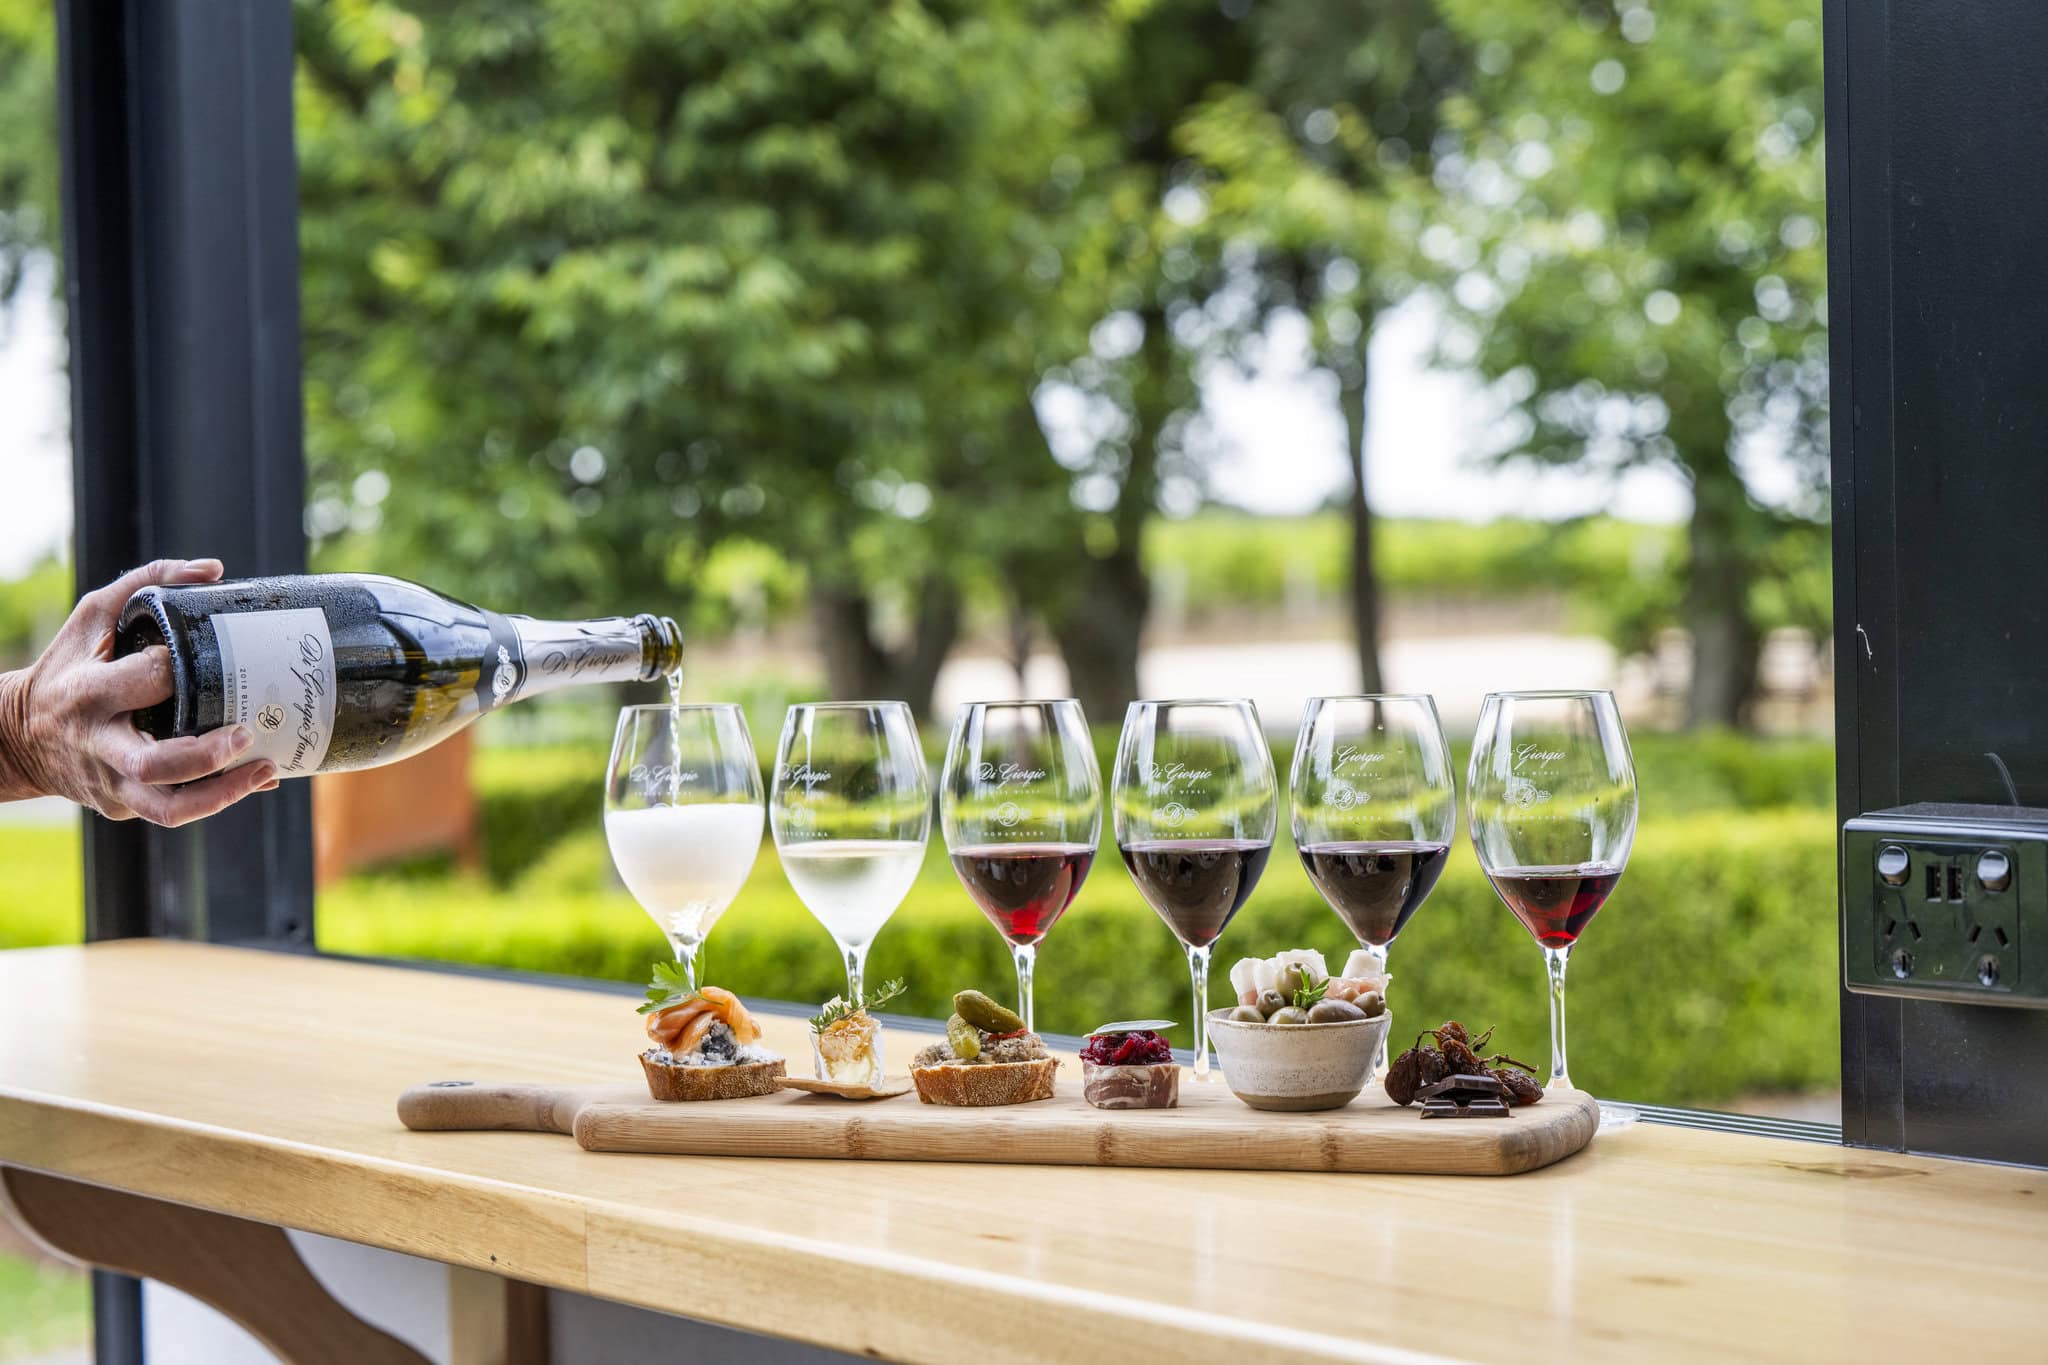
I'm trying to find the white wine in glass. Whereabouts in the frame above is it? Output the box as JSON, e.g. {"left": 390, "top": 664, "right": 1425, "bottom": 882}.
{"left": 604, "top": 703, "right": 765, "bottom": 991}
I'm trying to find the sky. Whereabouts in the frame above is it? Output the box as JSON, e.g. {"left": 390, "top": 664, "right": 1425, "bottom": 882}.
{"left": 0, "top": 268, "right": 1693, "bottom": 581}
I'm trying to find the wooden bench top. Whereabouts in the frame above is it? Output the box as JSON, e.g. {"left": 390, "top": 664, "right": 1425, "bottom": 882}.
{"left": 1, "top": 940, "right": 2041, "bottom": 1363}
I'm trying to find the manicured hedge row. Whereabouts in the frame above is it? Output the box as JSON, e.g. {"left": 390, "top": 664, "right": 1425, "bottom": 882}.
{"left": 317, "top": 806, "right": 1839, "bottom": 1107}
{"left": 472, "top": 731, "right": 1833, "bottom": 885}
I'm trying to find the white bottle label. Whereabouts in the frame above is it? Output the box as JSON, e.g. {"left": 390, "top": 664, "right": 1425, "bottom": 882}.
{"left": 211, "top": 608, "right": 337, "bottom": 776}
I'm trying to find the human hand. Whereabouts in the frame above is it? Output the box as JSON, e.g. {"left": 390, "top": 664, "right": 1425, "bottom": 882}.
{"left": 0, "top": 559, "right": 279, "bottom": 826}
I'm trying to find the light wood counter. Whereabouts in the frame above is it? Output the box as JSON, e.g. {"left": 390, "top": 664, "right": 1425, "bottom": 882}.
{"left": 1, "top": 940, "right": 2042, "bottom": 1364}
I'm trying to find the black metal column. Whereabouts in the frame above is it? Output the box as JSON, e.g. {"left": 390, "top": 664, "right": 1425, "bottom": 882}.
{"left": 56, "top": 0, "right": 312, "bottom": 951}
{"left": 1827, "top": 0, "right": 2048, "bottom": 1164}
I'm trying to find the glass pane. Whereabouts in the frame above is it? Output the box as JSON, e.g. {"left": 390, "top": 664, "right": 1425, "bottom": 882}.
{"left": 0, "top": 2, "right": 1832, "bottom": 1128}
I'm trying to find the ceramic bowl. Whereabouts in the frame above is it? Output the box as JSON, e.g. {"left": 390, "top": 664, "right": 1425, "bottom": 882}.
{"left": 1206, "top": 1008, "right": 1391, "bottom": 1112}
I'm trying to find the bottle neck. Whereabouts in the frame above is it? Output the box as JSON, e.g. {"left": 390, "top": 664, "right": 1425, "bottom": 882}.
{"left": 505, "top": 613, "right": 682, "bottom": 704}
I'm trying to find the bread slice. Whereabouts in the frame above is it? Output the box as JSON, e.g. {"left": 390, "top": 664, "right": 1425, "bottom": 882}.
{"left": 640, "top": 1053, "right": 785, "bottom": 1102}
{"left": 910, "top": 1057, "right": 1059, "bottom": 1107}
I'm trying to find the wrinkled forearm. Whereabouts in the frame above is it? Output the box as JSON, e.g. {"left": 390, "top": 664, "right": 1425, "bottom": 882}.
{"left": 0, "top": 669, "right": 45, "bottom": 802}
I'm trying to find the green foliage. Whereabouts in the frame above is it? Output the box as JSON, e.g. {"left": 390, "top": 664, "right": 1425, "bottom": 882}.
{"left": 0, "top": 1250, "right": 90, "bottom": 1360}
{"left": 314, "top": 804, "right": 1836, "bottom": 1106}
{"left": 0, "top": 557, "right": 67, "bottom": 667}
{"left": 0, "top": 0, "right": 58, "bottom": 303}
{"left": 0, "top": 824, "right": 80, "bottom": 949}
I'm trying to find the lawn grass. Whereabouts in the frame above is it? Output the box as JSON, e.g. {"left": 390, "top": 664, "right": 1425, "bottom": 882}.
{"left": 0, "top": 1251, "right": 90, "bottom": 1360}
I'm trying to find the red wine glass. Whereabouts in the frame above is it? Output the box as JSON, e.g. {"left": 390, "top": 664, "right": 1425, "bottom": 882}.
{"left": 1113, "top": 699, "right": 1278, "bottom": 1079}
{"left": 1467, "top": 690, "right": 1637, "bottom": 1091}
{"left": 1290, "top": 694, "right": 1455, "bottom": 1075}
{"left": 940, "top": 700, "right": 1101, "bottom": 1033}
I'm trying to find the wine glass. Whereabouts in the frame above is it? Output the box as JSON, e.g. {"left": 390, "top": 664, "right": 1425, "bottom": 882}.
{"left": 1290, "top": 693, "right": 1455, "bottom": 1075}
{"left": 770, "top": 702, "right": 931, "bottom": 1006}
{"left": 940, "top": 700, "right": 1102, "bottom": 1033}
{"left": 1113, "top": 699, "right": 1278, "bottom": 1078}
{"left": 1467, "top": 689, "right": 1637, "bottom": 1091}
{"left": 604, "top": 704, "right": 765, "bottom": 992}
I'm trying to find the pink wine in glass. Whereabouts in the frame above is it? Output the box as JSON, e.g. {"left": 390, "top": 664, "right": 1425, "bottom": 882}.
{"left": 1118, "top": 839, "right": 1271, "bottom": 947}
{"left": 1296, "top": 840, "right": 1449, "bottom": 947}
{"left": 1486, "top": 864, "right": 1622, "bottom": 948}
{"left": 949, "top": 844, "right": 1095, "bottom": 946}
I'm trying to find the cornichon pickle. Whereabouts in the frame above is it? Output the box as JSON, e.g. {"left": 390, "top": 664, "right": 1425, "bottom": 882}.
{"left": 944, "top": 1013, "right": 982, "bottom": 1059}
{"left": 953, "top": 989, "right": 1025, "bottom": 1034}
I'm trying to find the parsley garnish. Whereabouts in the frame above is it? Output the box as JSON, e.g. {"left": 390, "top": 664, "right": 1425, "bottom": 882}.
{"left": 810, "top": 978, "right": 907, "bottom": 1033}
{"left": 637, "top": 959, "right": 698, "bottom": 1016}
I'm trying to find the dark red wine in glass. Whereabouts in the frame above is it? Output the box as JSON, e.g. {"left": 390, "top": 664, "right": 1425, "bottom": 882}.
{"left": 1118, "top": 839, "right": 1272, "bottom": 947}
{"left": 1296, "top": 840, "right": 1450, "bottom": 947}
{"left": 1486, "top": 864, "right": 1623, "bottom": 949}
{"left": 949, "top": 844, "right": 1095, "bottom": 946}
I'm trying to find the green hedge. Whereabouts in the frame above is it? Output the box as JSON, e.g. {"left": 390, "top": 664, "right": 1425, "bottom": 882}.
{"left": 316, "top": 806, "right": 1838, "bottom": 1107}
{"left": 471, "top": 729, "right": 1831, "bottom": 887}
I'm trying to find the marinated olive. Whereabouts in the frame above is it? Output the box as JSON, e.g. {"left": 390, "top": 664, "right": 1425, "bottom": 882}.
{"left": 1306, "top": 998, "right": 1367, "bottom": 1024}
{"left": 953, "top": 990, "right": 1025, "bottom": 1034}
{"left": 1268, "top": 1006, "right": 1311, "bottom": 1026}
{"left": 1356, "top": 990, "right": 1385, "bottom": 1018}
{"left": 1226, "top": 1005, "right": 1265, "bottom": 1023}
{"left": 1255, "top": 989, "right": 1288, "bottom": 1017}
{"left": 1275, "top": 965, "right": 1310, "bottom": 1000}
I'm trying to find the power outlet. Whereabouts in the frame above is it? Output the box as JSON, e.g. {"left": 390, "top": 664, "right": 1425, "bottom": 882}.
{"left": 1843, "top": 804, "right": 2048, "bottom": 1008}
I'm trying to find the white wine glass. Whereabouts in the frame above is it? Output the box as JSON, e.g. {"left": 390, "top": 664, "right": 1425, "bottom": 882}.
{"left": 771, "top": 702, "right": 931, "bottom": 1004}
{"left": 604, "top": 703, "right": 765, "bottom": 992}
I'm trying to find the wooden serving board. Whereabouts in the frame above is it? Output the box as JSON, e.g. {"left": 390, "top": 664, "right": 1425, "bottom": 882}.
{"left": 398, "top": 1075, "right": 1598, "bottom": 1176}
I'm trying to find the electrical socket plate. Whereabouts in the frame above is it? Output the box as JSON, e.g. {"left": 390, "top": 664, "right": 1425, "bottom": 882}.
{"left": 1842, "top": 803, "right": 2048, "bottom": 1008}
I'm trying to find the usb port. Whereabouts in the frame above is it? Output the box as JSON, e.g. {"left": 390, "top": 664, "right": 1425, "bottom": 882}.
{"left": 1948, "top": 863, "right": 1966, "bottom": 902}
{"left": 1926, "top": 864, "right": 1943, "bottom": 900}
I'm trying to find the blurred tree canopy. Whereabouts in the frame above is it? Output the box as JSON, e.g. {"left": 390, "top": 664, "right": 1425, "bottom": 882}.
{"left": 0, "top": 0, "right": 1829, "bottom": 727}
{"left": 1429, "top": 0, "right": 1828, "bottom": 724}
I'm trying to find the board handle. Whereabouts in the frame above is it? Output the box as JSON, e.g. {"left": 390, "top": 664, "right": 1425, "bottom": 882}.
{"left": 397, "top": 1081, "right": 590, "bottom": 1134}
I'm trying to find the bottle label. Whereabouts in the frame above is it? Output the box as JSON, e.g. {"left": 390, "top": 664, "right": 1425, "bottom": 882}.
{"left": 509, "top": 617, "right": 647, "bottom": 700}
{"left": 476, "top": 609, "right": 527, "bottom": 714}
{"left": 211, "top": 608, "right": 336, "bottom": 775}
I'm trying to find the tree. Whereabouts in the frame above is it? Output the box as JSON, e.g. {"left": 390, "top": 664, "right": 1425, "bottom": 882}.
{"left": 1431, "top": 0, "right": 1828, "bottom": 726}
{"left": 0, "top": 0, "right": 56, "bottom": 308}
{"left": 292, "top": 0, "right": 1126, "bottom": 718}
{"left": 1178, "top": 0, "right": 1468, "bottom": 694}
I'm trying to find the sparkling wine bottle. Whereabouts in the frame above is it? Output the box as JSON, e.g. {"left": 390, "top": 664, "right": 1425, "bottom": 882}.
{"left": 114, "top": 573, "right": 682, "bottom": 778}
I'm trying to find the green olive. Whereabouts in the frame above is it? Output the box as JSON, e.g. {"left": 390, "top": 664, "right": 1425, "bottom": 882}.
{"left": 1275, "top": 965, "right": 1310, "bottom": 999}
{"left": 1356, "top": 991, "right": 1386, "bottom": 1018}
{"left": 1307, "top": 999, "right": 1367, "bottom": 1024}
{"left": 1226, "top": 1005, "right": 1265, "bottom": 1023}
{"left": 1255, "top": 989, "right": 1288, "bottom": 1017}
{"left": 1268, "top": 1006, "right": 1311, "bottom": 1026}
{"left": 953, "top": 990, "right": 1025, "bottom": 1034}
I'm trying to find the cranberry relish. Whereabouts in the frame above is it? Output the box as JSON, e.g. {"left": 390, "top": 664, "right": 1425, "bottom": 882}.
{"left": 1080, "top": 1030, "right": 1173, "bottom": 1066}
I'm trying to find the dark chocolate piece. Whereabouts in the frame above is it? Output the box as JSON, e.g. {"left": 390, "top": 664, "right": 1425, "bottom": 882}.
{"left": 1420, "top": 1096, "right": 1511, "bottom": 1118}
{"left": 1416, "top": 1072, "right": 1507, "bottom": 1101}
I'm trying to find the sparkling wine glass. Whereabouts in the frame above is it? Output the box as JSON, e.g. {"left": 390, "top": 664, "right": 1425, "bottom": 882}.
{"left": 1467, "top": 689, "right": 1637, "bottom": 1091}
{"left": 1290, "top": 693, "right": 1456, "bottom": 1076}
{"left": 604, "top": 704, "right": 764, "bottom": 992}
{"left": 1113, "top": 699, "right": 1278, "bottom": 1079}
{"left": 940, "top": 699, "right": 1102, "bottom": 1033}
{"left": 771, "top": 702, "right": 931, "bottom": 1005}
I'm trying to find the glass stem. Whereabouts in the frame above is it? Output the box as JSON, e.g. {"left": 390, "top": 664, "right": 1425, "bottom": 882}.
{"left": 1543, "top": 944, "right": 1572, "bottom": 1091}
{"left": 1012, "top": 943, "right": 1037, "bottom": 1035}
{"left": 843, "top": 942, "right": 869, "bottom": 1006}
{"left": 1361, "top": 942, "right": 1391, "bottom": 1080}
{"left": 674, "top": 942, "right": 698, "bottom": 995}
{"left": 1188, "top": 945, "right": 1213, "bottom": 1079}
